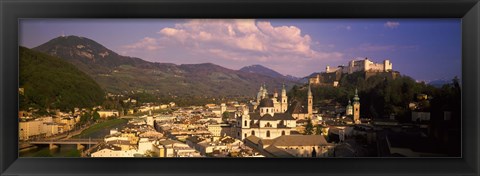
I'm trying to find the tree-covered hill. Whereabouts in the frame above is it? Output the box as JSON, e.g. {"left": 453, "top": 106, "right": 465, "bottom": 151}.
{"left": 19, "top": 46, "right": 105, "bottom": 113}
{"left": 288, "top": 71, "right": 461, "bottom": 123}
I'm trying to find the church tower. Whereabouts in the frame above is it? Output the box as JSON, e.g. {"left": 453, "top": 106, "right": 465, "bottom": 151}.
{"left": 307, "top": 85, "right": 313, "bottom": 116}
{"left": 262, "top": 83, "right": 268, "bottom": 98}
{"left": 353, "top": 88, "right": 360, "bottom": 124}
{"left": 346, "top": 100, "right": 353, "bottom": 116}
{"left": 273, "top": 88, "right": 278, "bottom": 98}
{"left": 257, "top": 85, "right": 264, "bottom": 104}
{"left": 281, "top": 84, "right": 288, "bottom": 112}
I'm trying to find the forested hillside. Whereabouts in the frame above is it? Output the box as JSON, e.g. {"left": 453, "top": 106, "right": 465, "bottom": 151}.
{"left": 19, "top": 46, "right": 105, "bottom": 113}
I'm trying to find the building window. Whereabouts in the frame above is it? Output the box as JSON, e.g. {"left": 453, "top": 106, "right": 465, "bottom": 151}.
{"left": 252, "top": 131, "right": 255, "bottom": 136}
{"left": 265, "top": 122, "right": 272, "bottom": 127}
{"left": 266, "top": 109, "right": 269, "bottom": 113}
{"left": 266, "top": 131, "right": 270, "bottom": 137}
{"left": 244, "top": 120, "right": 247, "bottom": 126}
{"left": 282, "top": 131, "right": 285, "bottom": 136}
{"left": 244, "top": 133, "right": 247, "bottom": 138}
{"left": 261, "top": 109, "right": 263, "bottom": 113}
{"left": 238, "top": 132, "right": 240, "bottom": 137}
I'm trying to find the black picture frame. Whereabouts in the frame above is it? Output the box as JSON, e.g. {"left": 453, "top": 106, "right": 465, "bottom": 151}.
{"left": 1, "top": 0, "right": 479, "bottom": 176}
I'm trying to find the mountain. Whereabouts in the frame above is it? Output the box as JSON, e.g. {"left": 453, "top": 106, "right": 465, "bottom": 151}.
{"left": 19, "top": 46, "right": 105, "bottom": 112}
{"left": 34, "top": 35, "right": 153, "bottom": 74}
{"left": 239, "top": 65, "right": 285, "bottom": 78}
{"left": 239, "top": 64, "right": 302, "bottom": 82}
{"left": 33, "top": 35, "right": 299, "bottom": 97}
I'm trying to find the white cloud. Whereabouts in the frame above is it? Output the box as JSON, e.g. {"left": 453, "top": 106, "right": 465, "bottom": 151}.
{"left": 123, "top": 37, "right": 161, "bottom": 51}
{"left": 122, "top": 19, "right": 344, "bottom": 76}
{"left": 384, "top": 21, "right": 400, "bottom": 29}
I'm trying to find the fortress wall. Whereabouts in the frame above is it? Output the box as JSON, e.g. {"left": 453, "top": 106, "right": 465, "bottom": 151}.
{"left": 367, "top": 63, "right": 385, "bottom": 72}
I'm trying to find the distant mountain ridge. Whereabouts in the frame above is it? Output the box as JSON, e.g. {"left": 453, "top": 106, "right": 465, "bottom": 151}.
{"left": 239, "top": 64, "right": 301, "bottom": 82}
{"left": 239, "top": 64, "right": 285, "bottom": 78}
{"left": 33, "top": 35, "right": 300, "bottom": 97}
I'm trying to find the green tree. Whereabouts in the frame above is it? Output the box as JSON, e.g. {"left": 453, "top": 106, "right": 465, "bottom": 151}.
{"left": 79, "top": 113, "right": 90, "bottom": 125}
{"left": 92, "top": 111, "right": 100, "bottom": 122}
{"left": 315, "top": 125, "right": 323, "bottom": 135}
{"left": 222, "top": 111, "right": 230, "bottom": 121}
{"left": 304, "top": 118, "right": 314, "bottom": 135}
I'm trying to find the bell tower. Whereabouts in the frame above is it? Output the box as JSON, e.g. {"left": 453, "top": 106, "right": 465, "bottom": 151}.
{"left": 353, "top": 88, "right": 360, "bottom": 124}
{"left": 281, "top": 84, "right": 288, "bottom": 112}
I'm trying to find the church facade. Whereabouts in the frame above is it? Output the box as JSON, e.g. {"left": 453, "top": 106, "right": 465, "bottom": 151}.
{"left": 233, "top": 84, "right": 296, "bottom": 140}
{"left": 255, "top": 84, "right": 288, "bottom": 113}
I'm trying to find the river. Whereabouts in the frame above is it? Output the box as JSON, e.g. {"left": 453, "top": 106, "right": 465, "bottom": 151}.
{"left": 20, "top": 118, "right": 129, "bottom": 157}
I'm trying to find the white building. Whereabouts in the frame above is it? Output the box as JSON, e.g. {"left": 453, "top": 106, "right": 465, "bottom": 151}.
{"left": 235, "top": 98, "right": 296, "bottom": 140}
{"left": 326, "top": 58, "right": 392, "bottom": 74}
{"left": 19, "top": 116, "right": 58, "bottom": 140}
{"left": 207, "top": 123, "right": 231, "bottom": 137}
{"left": 97, "top": 110, "right": 119, "bottom": 118}
{"left": 157, "top": 140, "right": 201, "bottom": 157}
{"left": 91, "top": 148, "right": 140, "bottom": 157}
{"left": 254, "top": 84, "right": 288, "bottom": 113}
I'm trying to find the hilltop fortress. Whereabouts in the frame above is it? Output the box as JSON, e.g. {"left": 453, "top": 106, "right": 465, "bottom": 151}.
{"left": 309, "top": 58, "right": 399, "bottom": 86}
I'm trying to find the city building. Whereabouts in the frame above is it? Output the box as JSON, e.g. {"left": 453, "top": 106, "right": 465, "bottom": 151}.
{"left": 19, "top": 117, "right": 61, "bottom": 140}
{"left": 91, "top": 148, "right": 140, "bottom": 157}
{"left": 207, "top": 123, "right": 232, "bottom": 137}
{"left": 245, "top": 135, "right": 335, "bottom": 157}
{"left": 97, "top": 110, "right": 119, "bottom": 118}
{"left": 234, "top": 98, "right": 296, "bottom": 140}
{"left": 254, "top": 84, "right": 288, "bottom": 113}
{"left": 309, "top": 58, "right": 398, "bottom": 86}
{"left": 288, "top": 85, "right": 314, "bottom": 120}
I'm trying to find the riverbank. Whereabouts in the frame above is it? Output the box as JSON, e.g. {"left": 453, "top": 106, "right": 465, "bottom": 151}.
{"left": 72, "top": 118, "right": 128, "bottom": 139}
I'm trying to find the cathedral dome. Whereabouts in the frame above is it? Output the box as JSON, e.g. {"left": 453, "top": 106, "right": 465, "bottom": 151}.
{"left": 259, "top": 98, "right": 274, "bottom": 107}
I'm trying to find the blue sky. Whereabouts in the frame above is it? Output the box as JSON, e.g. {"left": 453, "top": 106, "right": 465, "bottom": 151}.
{"left": 19, "top": 19, "right": 461, "bottom": 82}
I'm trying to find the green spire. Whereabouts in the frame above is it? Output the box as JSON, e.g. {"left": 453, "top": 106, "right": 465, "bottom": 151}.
{"left": 353, "top": 88, "right": 360, "bottom": 102}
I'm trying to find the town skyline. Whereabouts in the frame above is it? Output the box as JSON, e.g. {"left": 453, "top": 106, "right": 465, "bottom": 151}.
{"left": 20, "top": 19, "right": 461, "bottom": 82}
{"left": 18, "top": 19, "right": 462, "bottom": 158}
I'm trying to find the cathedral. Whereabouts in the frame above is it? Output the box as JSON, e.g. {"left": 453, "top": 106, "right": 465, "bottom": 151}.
{"left": 254, "top": 84, "right": 288, "bottom": 113}
{"left": 233, "top": 84, "right": 296, "bottom": 140}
